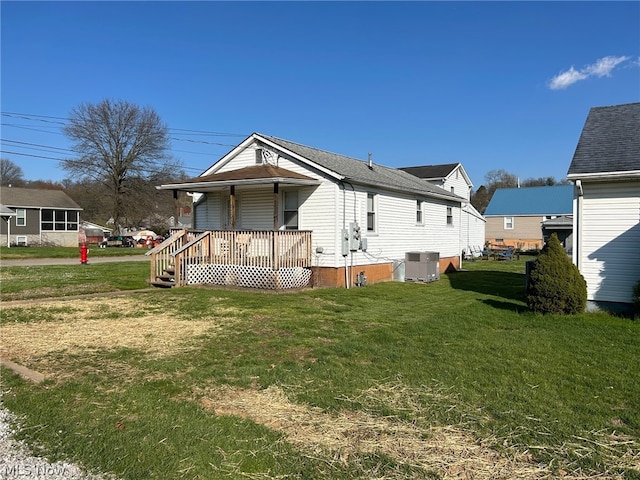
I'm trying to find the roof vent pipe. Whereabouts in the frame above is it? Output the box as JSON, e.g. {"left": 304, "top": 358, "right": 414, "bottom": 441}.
{"left": 368, "top": 152, "right": 373, "bottom": 169}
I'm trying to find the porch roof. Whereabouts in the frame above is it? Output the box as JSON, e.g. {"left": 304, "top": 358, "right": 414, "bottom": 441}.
{"left": 157, "top": 164, "right": 321, "bottom": 192}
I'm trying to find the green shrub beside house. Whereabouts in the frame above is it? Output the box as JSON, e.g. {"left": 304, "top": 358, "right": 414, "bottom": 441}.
{"left": 527, "top": 233, "right": 587, "bottom": 315}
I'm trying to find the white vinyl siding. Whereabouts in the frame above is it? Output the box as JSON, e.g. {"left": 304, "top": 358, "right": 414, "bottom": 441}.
{"left": 194, "top": 193, "right": 220, "bottom": 230}
{"left": 442, "top": 169, "right": 471, "bottom": 201}
{"left": 238, "top": 190, "right": 271, "bottom": 230}
{"left": 577, "top": 181, "right": 640, "bottom": 304}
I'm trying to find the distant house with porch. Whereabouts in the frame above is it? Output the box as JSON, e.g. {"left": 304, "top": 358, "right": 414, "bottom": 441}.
{"left": 0, "top": 187, "right": 82, "bottom": 247}
{"left": 154, "top": 133, "right": 467, "bottom": 289}
{"left": 484, "top": 185, "right": 573, "bottom": 251}
{"left": 400, "top": 163, "right": 486, "bottom": 254}
{"left": 567, "top": 102, "right": 640, "bottom": 311}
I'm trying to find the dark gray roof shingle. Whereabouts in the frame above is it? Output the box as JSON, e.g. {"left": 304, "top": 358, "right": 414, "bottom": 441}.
{"left": 567, "top": 102, "right": 640, "bottom": 176}
{"left": 0, "top": 187, "right": 82, "bottom": 209}
{"left": 261, "top": 134, "right": 462, "bottom": 202}
{"left": 398, "top": 163, "right": 459, "bottom": 180}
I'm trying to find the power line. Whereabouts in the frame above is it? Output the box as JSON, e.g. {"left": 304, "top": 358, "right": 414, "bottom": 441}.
{"left": 1, "top": 109, "right": 247, "bottom": 177}
{"left": 1, "top": 111, "right": 248, "bottom": 138}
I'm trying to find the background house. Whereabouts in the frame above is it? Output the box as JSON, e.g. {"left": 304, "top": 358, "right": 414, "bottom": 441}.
{"left": 400, "top": 163, "right": 486, "bottom": 255}
{"left": 0, "top": 187, "right": 82, "bottom": 247}
{"left": 567, "top": 102, "right": 640, "bottom": 311}
{"left": 158, "top": 133, "right": 467, "bottom": 288}
{"left": 484, "top": 185, "right": 573, "bottom": 251}
{"left": 80, "top": 221, "right": 112, "bottom": 244}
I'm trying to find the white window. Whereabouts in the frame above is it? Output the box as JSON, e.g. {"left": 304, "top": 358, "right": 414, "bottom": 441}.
{"left": 504, "top": 216, "right": 514, "bottom": 229}
{"left": 446, "top": 206, "right": 453, "bottom": 225}
{"left": 16, "top": 235, "right": 27, "bottom": 246}
{"left": 255, "top": 148, "right": 263, "bottom": 165}
{"left": 283, "top": 191, "right": 298, "bottom": 230}
{"left": 416, "top": 200, "right": 423, "bottom": 224}
{"left": 16, "top": 209, "right": 26, "bottom": 227}
{"left": 367, "top": 193, "right": 376, "bottom": 232}
{"left": 450, "top": 186, "right": 454, "bottom": 194}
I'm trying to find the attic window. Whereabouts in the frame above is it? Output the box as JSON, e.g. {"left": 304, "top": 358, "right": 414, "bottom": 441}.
{"left": 255, "top": 148, "right": 263, "bottom": 165}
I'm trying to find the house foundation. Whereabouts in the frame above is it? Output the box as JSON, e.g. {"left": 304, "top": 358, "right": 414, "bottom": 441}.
{"left": 311, "top": 255, "right": 460, "bottom": 288}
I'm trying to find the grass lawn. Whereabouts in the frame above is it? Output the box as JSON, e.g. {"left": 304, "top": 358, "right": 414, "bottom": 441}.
{"left": 0, "top": 245, "right": 148, "bottom": 260}
{"left": 1, "top": 256, "right": 638, "bottom": 479}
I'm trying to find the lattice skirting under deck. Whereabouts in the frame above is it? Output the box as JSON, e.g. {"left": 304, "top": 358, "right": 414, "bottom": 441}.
{"left": 187, "top": 264, "right": 312, "bottom": 290}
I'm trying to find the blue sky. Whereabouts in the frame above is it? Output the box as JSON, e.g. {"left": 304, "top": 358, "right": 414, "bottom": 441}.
{"left": 2, "top": 1, "right": 639, "bottom": 188}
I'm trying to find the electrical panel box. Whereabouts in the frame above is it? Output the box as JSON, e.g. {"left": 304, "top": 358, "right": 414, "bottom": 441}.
{"left": 404, "top": 251, "right": 440, "bottom": 282}
{"left": 349, "top": 222, "right": 361, "bottom": 251}
{"left": 341, "top": 228, "right": 349, "bottom": 257}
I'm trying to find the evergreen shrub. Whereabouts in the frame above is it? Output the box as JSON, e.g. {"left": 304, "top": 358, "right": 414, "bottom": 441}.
{"left": 526, "top": 233, "right": 587, "bottom": 314}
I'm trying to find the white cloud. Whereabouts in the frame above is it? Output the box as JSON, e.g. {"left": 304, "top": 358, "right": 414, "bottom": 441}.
{"left": 548, "top": 55, "right": 630, "bottom": 90}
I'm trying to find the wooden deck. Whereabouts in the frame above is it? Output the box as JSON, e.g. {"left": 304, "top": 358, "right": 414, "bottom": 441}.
{"left": 147, "top": 229, "right": 313, "bottom": 288}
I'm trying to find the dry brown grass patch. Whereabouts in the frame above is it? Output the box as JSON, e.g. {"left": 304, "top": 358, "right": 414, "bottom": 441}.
{"left": 0, "top": 297, "right": 235, "bottom": 374}
{"left": 198, "top": 384, "right": 560, "bottom": 479}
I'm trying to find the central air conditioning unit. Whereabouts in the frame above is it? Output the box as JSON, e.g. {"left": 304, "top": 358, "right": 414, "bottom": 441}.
{"left": 404, "top": 251, "right": 440, "bottom": 282}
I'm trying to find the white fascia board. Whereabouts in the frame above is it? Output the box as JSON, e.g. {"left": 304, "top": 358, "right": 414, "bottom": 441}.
{"left": 156, "top": 177, "right": 320, "bottom": 192}
{"left": 567, "top": 170, "right": 640, "bottom": 182}
{"left": 255, "top": 135, "right": 344, "bottom": 181}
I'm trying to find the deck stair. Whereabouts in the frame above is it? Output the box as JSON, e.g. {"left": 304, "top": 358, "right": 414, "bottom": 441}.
{"left": 150, "top": 264, "right": 176, "bottom": 288}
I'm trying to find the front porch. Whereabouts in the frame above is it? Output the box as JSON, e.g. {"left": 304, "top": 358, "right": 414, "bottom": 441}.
{"left": 147, "top": 229, "right": 313, "bottom": 289}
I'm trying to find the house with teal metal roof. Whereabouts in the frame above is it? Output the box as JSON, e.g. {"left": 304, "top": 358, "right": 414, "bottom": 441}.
{"left": 484, "top": 185, "right": 573, "bottom": 251}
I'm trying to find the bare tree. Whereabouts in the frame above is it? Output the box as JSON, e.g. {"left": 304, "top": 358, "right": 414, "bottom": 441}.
{"left": 0, "top": 158, "right": 25, "bottom": 186}
{"left": 62, "top": 99, "right": 179, "bottom": 232}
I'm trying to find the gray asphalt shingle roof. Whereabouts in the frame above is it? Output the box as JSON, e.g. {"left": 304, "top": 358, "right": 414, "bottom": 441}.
{"left": 261, "top": 134, "right": 462, "bottom": 202}
{"left": 0, "top": 187, "right": 82, "bottom": 209}
{"left": 567, "top": 102, "right": 640, "bottom": 176}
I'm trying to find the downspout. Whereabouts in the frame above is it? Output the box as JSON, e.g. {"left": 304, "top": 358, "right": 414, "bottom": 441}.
{"left": 459, "top": 202, "right": 464, "bottom": 269}
{"left": 574, "top": 180, "right": 583, "bottom": 270}
{"left": 340, "top": 182, "right": 349, "bottom": 288}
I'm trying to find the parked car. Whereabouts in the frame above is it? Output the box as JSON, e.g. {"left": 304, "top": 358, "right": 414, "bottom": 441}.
{"left": 99, "top": 235, "right": 136, "bottom": 248}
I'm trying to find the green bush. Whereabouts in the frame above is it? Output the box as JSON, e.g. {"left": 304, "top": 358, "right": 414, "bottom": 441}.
{"left": 633, "top": 280, "right": 640, "bottom": 317}
{"left": 527, "top": 233, "right": 587, "bottom": 314}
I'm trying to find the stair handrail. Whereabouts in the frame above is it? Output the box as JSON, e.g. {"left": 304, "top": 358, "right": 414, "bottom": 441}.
{"left": 170, "top": 231, "right": 211, "bottom": 257}
{"left": 145, "top": 229, "right": 188, "bottom": 256}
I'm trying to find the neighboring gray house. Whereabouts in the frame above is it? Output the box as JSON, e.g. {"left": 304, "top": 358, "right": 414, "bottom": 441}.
{"left": 567, "top": 102, "right": 640, "bottom": 311}
{"left": 0, "top": 187, "right": 82, "bottom": 247}
{"left": 400, "top": 163, "right": 486, "bottom": 256}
